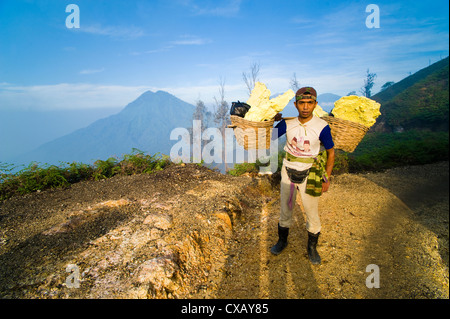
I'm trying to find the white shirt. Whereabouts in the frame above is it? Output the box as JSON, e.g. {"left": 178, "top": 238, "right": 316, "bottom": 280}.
{"left": 283, "top": 116, "right": 329, "bottom": 171}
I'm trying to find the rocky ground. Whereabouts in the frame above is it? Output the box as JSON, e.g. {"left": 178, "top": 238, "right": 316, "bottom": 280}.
{"left": 0, "top": 161, "right": 448, "bottom": 299}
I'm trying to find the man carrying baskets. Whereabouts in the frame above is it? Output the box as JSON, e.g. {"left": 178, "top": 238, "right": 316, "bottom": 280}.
{"left": 270, "top": 87, "right": 335, "bottom": 265}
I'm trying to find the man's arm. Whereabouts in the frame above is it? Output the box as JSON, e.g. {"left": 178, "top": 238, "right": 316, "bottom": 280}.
{"left": 271, "top": 118, "right": 286, "bottom": 140}
{"left": 322, "top": 147, "right": 335, "bottom": 193}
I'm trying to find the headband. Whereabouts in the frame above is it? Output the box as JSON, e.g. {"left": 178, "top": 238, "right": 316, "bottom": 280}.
{"left": 296, "top": 94, "right": 317, "bottom": 101}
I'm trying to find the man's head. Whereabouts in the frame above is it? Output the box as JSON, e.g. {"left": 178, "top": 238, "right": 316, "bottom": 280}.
{"left": 295, "top": 87, "right": 318, "bottom": 122}
{"left": 296, "top": 87, "right": 317, "bottom": 101}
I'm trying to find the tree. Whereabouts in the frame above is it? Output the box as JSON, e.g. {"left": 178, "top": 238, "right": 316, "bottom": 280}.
{"left": 213, "top": 77, "right": 230, "bottom": 129}
{"left": 242, "top": 62, "right": 260, "bottom": 95}
{"left": 193, "top": 99, "right": 206, "bottom": 123}
{"left": 213, "top": 77, "right": 230, "bottom": 172}
{"left": 193, "top": 99, "right": 213, "bottom": 125}
{"left": 381, "top": 81, "right": 395, "bottom": 91}
{"left": 290, "top": 72, "right": 300, "bottom": 91}
{"left": 360, "top": 69, "right": 377, "bottom": 97}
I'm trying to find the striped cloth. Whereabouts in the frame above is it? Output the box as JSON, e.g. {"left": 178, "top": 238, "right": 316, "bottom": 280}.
{"left": 305, "top": 151, "right": 328, "bottom": 197}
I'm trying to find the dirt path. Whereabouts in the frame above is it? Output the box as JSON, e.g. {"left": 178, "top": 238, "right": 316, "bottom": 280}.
{"left": 0, "top": 162, "right": 448, "bottom": 299}
{"left": 216, "top": 162, "right": 449, "bottom": 299}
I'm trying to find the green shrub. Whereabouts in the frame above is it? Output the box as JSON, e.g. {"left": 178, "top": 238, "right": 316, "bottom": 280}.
{"left": 120, "top": 149, "right": 171, "bottom": 175}
{"left": 227, "top": 162, "right": 258, "bottom": 176}
{"left": 0, "top": 162, "right": 70, "bottom": 199}
{"left": 63, "top": 162, "right": 94, "bottom": 184}
{"left": 333, "top": 150, "right": 350, "bottom": 175}
{"left": 227, "top": 149, "right": 286, "bottom": 176}
{"left": 93, "top": 157, "right": 121, "bottom": 180}
{"left": 0, "top": 150, "right": 173, "bottom": 201}
{"left": 348, "top": 130, "right": 449, "bottom": 172}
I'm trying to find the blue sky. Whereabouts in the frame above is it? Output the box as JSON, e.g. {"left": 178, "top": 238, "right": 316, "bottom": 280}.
{"left": 0, "top": 0, "right": 448, "bottom": 111}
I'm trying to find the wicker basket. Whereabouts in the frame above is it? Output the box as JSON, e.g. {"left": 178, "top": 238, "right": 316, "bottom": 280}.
{"left": 321, "top": 116, "right": 369, "bottom": 153}
{"left": 229, "top": 115, "right": 274, "bottom": 150}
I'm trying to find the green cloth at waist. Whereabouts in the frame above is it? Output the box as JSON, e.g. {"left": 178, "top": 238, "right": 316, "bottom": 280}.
{"left": 305, "top": 150, "right": 328, "bottom": 197}
{"left": 285, "top": 152, "right": 315, "bottom": 163}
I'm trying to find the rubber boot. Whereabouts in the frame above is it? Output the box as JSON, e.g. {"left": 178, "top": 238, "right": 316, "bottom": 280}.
{"left": 307, "top": 231, "right": 321, "bottom": 265}
{"left": 270, "top": 224, "right": 289, "bottom": 255}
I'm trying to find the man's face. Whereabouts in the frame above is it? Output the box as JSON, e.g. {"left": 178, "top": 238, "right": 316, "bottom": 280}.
{"left": 295, "top": 96, "right": 317, "bottom": 120}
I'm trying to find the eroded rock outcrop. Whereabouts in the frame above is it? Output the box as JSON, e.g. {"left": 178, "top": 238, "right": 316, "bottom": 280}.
{"left": 0, "top": 164, "right": 264, "bottom": 299}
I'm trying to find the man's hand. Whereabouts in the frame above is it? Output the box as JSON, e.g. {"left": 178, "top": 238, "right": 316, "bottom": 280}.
{"left": 322, "top": 180, "right": 330, "bottom": 193}
{"left": 322, "top": 147, "right": 334, "bottom": 193}
{"left": 274, "top": 113, "right": 282, "bottom": 121}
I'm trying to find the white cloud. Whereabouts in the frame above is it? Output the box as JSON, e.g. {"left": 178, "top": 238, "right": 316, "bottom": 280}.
{"left": 170, "top": 36, "right": 212, "bottom": 46}
{"left": 79, "top": 68, "right": 105, "bottom": 75}
{"left": 76, "top": 24, "right": 145, "bottom": 40}
{"left": 0, "top": 81, "right": 250, "bottom": 112}
{"left": 179, "top": 0, "right": 242, "bottom": 17}
{"left": 155, "top": 82, "right": 248, "bottom": 105}
{"left": 281, "top": 1, "right": 449, "bottom": 96}
{"left": 131, "top": 35, "right": 211, "bottom": 56}
{"left": 0, "top": 84, "right": 150, "bottom": 110}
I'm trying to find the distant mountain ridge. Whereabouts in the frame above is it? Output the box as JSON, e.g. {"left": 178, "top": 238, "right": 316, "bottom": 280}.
{"left": 372, "top": 57, "right": 449, "bottom": 105}
{"left": 13, "top": 90, "right": 195, "bottom": 166}
{"left": 371, "top": 57, "right": 449, "bottom": 132}
{"left": 0, "top": 107, "right": 122, "bottom": 162}
{"left": 317, "top": 93, "right": 341, "bottom": 112}
{"left": 270, "top": 92, "right": 341, "bottom": 118}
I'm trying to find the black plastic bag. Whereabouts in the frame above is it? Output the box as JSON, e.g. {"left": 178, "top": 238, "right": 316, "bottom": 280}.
{"left": 230, "top": 101, "right": 251, "bottom": 117}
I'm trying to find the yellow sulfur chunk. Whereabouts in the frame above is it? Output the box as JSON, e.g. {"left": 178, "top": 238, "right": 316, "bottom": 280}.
{"left": 313, "top": 104, "right": 328, "bottom": 118}
{"left": 244, "top": 82, "right": 295, "bottom": 122}
{"left": 246, "top": 82, "right": 271, "bottom": 110}
{"left": 332, "top": 95, "right": 381, "bottom": 127}
{"left": 267, "top": 89, "right": 295, "bottom": 113}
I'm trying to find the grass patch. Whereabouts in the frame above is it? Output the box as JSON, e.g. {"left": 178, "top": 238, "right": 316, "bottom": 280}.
{"left": 348, "top": 130, "right": 449, "bottom": 172}
{"left": 227, "top": 162, "right": 259, "bottom": 176}
{"left": 0, "top": 149, "right": 171, "bottom": 201}
{"left": 227, "top": 150, "right": 286, "bottom": 176}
